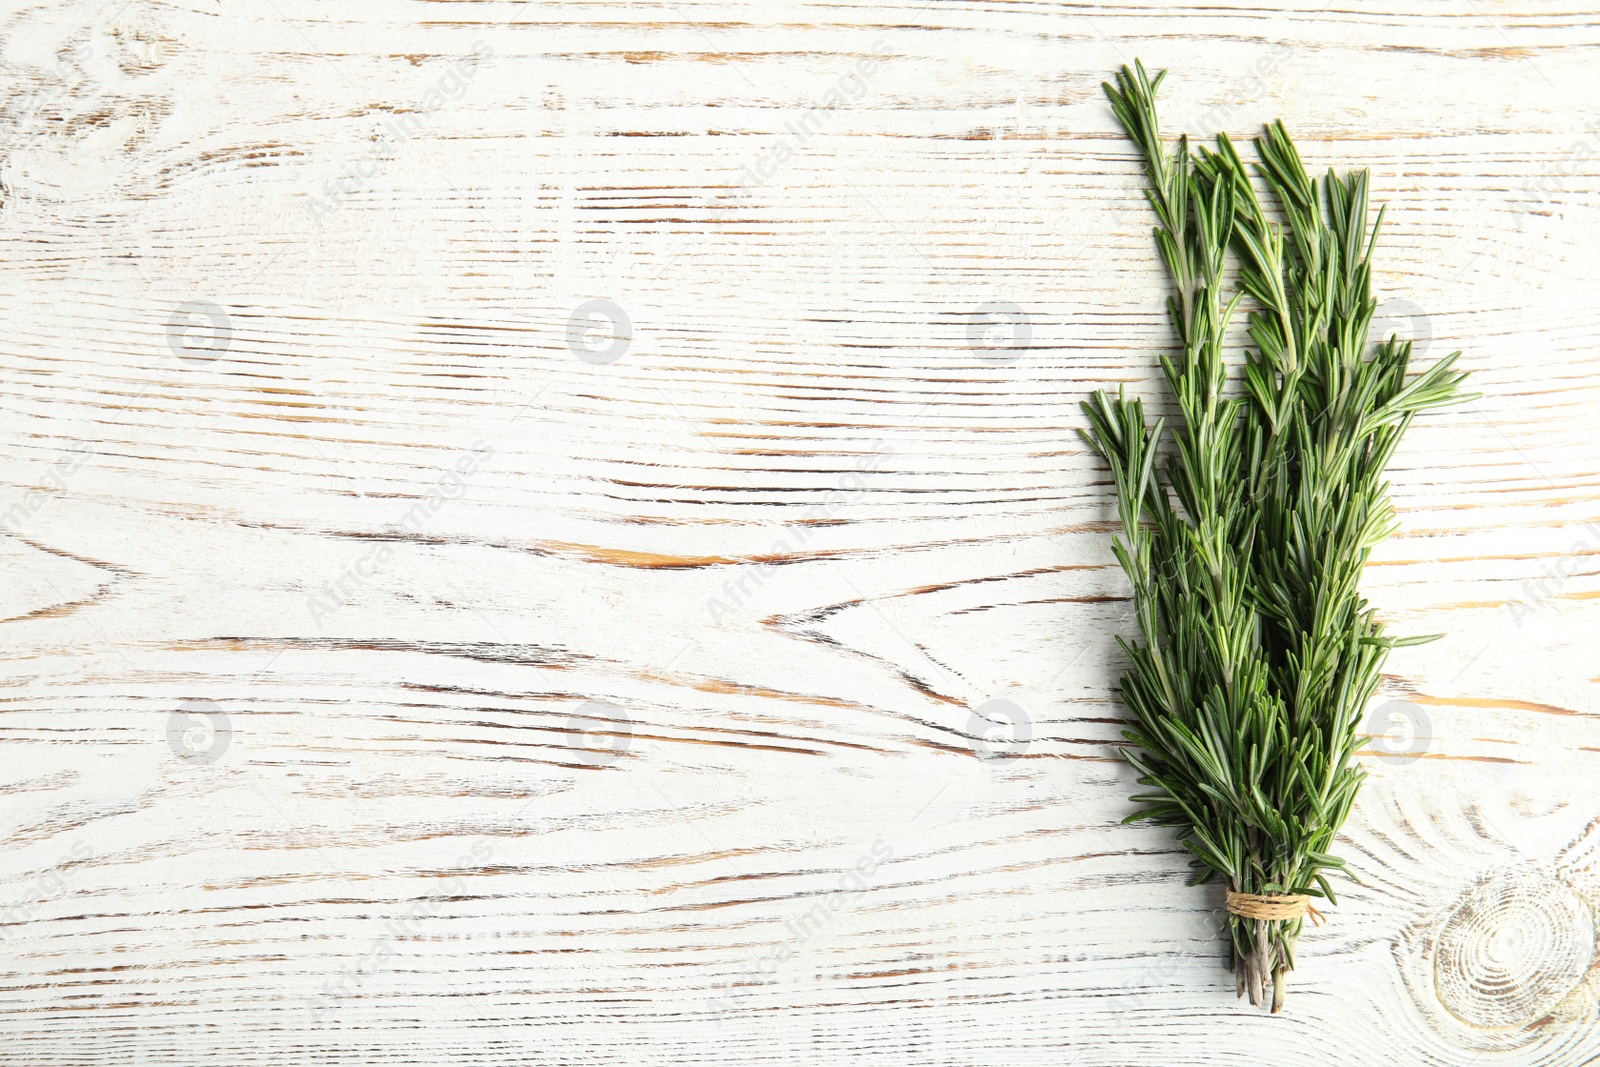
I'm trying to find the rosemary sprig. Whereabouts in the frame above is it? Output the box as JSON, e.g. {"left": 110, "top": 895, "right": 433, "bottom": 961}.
{"left": 1082, "top": 61, "right": 1476, "bottom": 1012}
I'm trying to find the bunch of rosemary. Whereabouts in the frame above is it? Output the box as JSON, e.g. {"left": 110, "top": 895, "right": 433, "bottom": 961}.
{"left": 1081, "top": 62, "right": 1475, "bottom": 1012}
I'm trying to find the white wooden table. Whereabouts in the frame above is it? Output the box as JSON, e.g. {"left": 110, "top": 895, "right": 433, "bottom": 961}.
{"left": 2, "top": 1, "right": 1598, "bottom": 1063}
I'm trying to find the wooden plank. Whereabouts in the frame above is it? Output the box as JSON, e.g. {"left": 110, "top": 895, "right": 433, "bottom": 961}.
{"left": 2, "top": 0, "right": 1598, "bottom": 1062}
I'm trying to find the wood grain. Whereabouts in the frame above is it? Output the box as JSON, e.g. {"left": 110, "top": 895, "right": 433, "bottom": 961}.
{"left": 2, "top": 0, "right": 1599, "bottom": 1063}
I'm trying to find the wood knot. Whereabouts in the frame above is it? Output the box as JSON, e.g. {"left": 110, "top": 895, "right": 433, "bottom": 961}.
{"left": 1432, "top": 869, "right": 1596, "bottom": 1030}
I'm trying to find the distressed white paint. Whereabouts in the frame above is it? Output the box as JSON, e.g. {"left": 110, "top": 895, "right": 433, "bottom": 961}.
{"left": 2, "top": 0, "right": 1599, "bottom": 1063}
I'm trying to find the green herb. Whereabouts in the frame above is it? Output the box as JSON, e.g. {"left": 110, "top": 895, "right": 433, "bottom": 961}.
{"left": 1081, "top": 61, "right": 1476, "bottom": 1012}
